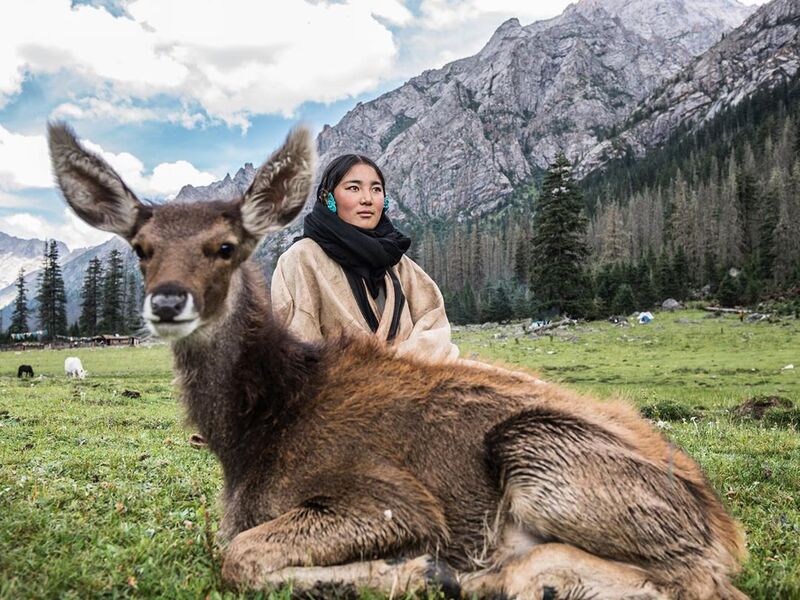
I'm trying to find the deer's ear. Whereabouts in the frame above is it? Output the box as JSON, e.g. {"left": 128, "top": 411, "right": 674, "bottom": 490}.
{"left": 240, "top": 127, "right": 315, "bottom": 238}
{"left": 48, "top": 121, "right": 149, "bottom": 240}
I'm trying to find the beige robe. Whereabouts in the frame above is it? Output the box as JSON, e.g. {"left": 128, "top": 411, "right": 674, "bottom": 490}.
{"left": 271, "top": 238, "right": 459, "bottom": 362}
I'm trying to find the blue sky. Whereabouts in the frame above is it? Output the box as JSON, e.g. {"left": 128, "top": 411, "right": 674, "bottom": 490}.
{"left": 0, "top": 0, "right": 769, "bottom": 252}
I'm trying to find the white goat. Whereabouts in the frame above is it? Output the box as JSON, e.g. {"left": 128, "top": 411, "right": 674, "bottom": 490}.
{"left": 64, "top": 356, "right": 86, "bottom": 379}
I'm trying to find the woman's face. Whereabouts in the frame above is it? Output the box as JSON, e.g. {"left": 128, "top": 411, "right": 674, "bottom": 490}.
{"left": 333, "top": 163, "right": 384, "bottom": 229}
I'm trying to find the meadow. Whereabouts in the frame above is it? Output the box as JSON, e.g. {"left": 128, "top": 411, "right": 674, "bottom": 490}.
{"left": 0, "top": 309, "right": 797, "bottom": 599}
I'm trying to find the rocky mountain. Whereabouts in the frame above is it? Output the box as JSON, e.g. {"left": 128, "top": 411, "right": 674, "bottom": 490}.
{"left": 314, "top": 0, "right": 754, "bottom": 222}
{"left": 581, "top": 0, "right": 800, "bottom": 173}
{"left": 1, "top": 0, "right": 778, "bottom": 326}
{"left": 174, "top": 163, "right": 256, "bottom": 203}
{"left": 0, "top": 235, "right": 133, "bottom": 329}
{"left": 0, "top": 232, "right": 70, "bottom": 291}
{"left": 119, "top": 0, "right": 759, "bottom": 285}
{"left": 574, "top": 0, "right": 754, "bottom": 57}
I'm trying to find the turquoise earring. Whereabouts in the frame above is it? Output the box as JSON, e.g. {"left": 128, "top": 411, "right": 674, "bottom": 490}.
{"left": 326, "top": 192, "right": 337, "bottom": 213}
{"left": 383, "top": 195, "right": 391, "bottom": 211}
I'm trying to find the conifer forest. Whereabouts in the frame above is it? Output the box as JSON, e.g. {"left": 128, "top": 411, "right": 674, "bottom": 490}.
{"left": 412, "top": 75, "right": 800, "bottom": 324}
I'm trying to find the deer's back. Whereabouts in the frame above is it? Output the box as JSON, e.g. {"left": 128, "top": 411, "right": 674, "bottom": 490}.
{"left": 217, "top": 337, "right": 530, "bottom": 562}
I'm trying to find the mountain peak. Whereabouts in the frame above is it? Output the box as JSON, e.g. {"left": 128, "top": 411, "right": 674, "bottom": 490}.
{"left": 570, "top": 0, "right": 755, "bottom": 55}
{"left": 481, "top": 16, "right": 525, "bottom": 55}
{"left": 0, "top": 232, "right": 71, "bottom": 292}
{"left": 497, "top": 17, "right": 521, "bottom": 32}
{"left": 176, "top": 0, "right": 759, "bottom": 225}
{"left": 578, "top": 0, "right": 800, "bottom": 176}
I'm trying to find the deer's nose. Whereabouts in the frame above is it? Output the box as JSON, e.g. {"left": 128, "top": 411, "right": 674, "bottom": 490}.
{"left": 150, "top": 288, "right": 188, "bottom": 322}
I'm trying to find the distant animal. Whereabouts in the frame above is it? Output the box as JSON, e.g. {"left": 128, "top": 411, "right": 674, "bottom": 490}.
{"left": 17, "top": 364, "right": 34, "bottom": 378}
{"left": 64, "top": 356, "right": 86, "bottom": 379}
{"left": 48, "top": 121, "right": 747, "bottom": 600}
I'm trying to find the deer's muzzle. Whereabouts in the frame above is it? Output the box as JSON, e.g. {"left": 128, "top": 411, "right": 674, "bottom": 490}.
{"left": 143, "top": 283, "right": 201, "bottom": 339}
{"left": 151, "top": 290, "right": 187, "bottom": 321}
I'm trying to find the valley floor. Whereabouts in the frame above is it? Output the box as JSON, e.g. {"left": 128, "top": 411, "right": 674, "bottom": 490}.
{"left": 0, "top": 309, "right": 797, "bottom": 598}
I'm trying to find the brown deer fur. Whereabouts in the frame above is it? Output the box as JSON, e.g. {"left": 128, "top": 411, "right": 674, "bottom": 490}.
{"left": 48, "top": 122, "right": 747, "bottom": 600}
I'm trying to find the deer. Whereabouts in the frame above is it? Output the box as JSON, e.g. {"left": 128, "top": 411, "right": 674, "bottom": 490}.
{"left": 48, "top": 122, "right": 747, "bottom": 600}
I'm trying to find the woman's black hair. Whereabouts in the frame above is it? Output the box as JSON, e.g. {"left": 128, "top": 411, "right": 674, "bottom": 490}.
{"left": 316, "top": 154, "right": 386, "bottom": 202}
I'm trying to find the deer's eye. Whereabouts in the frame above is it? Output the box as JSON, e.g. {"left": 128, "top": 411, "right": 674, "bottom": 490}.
{"left": 217, "top": 243, "right": 235, "bottom": 259}
{"left": 133, "top": 244, "right": 148, "bottom": 260}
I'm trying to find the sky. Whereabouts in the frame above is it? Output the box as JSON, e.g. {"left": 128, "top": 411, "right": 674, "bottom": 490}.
{"left": 0, "top": 0, "right": 771, "bottom": 253}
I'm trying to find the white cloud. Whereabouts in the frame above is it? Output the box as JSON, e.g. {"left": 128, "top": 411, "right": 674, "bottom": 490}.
{"left": 80, "top": 139, "right": 217, "bottom": 199}
{"left": 0, "top": 126, "right": 52, "bottom": 189}
{"left": 351, "top": 0, "right": 414, "bottom": 26}
{"left": 0, "top": 0, "right": 767, "bottom": 128}
{"left": 51, "top": 98, "right": 207, "bottom": 128}
{"left": 0, "top": 1, "right": 187, "bottom": 105}
{"left": 0, "top": 190, "right": 42, "bottom": 210}
{"left": 388, "top": 0, "right": 574, "bottom": 77}
{"left": 417, "top": 0, "right": 568, "bottom": 30}
{"left": 0, "top": 123, "right": 216, "bottom": 199}
{"left": 0, "top": 208, "right": 114, "bottom": 251}
{"left": 1, "top": 0, "right": 410, "bottom": 127}
{"left": 149, "top": 161, "right": 217, "bottom": 200}
{"left": 52, "top": 99, "right": 157, "bottom": 124}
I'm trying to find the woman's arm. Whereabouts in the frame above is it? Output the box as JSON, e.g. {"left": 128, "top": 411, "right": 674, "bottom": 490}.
{"left": 271, "top": 252, "right": 324, "bottom": 342}
{"left": 394, "top": 259, "right": 459, "bottom": 362}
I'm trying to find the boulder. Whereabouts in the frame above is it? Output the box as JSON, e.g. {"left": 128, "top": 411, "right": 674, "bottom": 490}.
{"left": 745, "top": 312, "right": 768, "bottom": 323}
{"left": 661, "top": 298, "right": 681, "bottom": 311}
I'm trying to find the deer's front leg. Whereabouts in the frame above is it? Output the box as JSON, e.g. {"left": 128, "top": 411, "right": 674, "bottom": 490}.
{"left": 221, "top": 466, "right": 450, "bottom": 589}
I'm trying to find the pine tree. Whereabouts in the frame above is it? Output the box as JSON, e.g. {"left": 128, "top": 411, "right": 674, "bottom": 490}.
{"left": 442, "top": 290, "right": 463, "bottom": 325}
{"left": 124, "top": 272, "right": 143, "bottom": 333}
{"left": 702, "top": 250, "right": 718, "bottom": 292}
{"left": 672, "top": 246, "right": 690, "bottom": 300}
{"left": 513, "top": 237, "right": 530, "bottom": 285}
{"left": 737, "top": 162, "right": 759, "bottom": 256}
{"left": 611, "top": 283, "right": 636, "bottom": 315}
{"left": 718, "top": 153, "right": 743, "bottom": 267}
{"left": 598, "top": 202, "right": 627, "bottom": 262}
{"left": 511, "top": 284, "right": 533, "bottom": 319}
{"left": 593, "top": 263, "right": 616, "bottom": 309}
{"left": 740, "top": 267, "right": 759, "bottom": 305}
{"left": 100, "top": 249, "right": 126, "bottom": 334}
{"left": 717, "top": 270, "right": 743, "bottom": 307}
{"left": 9, "top": 268, "right": 30, "bottom": 334}
{"left": 35, "top": 240, "right": 68, "bottom": 340}
{"left": 634, "top": 261, "right": 658, "bottom": 309}
{"left": 529, "top": 154, "right": 591, "bottom": 317}
{"left": 460, "top": 284, "right": 478, "bottom": 324}
{"left": 470, "top": 225, "right": 484, "bottom": 289}
{"left": 79, "top": 257, "right": 103, "bottom": 336}
{"left": 772, "top": 186, "right": 800, "bottom": 287}
{"left": 481, "top": 282, "right": 513, "bottom": 323}
{"left": 448, "top": 227, "right": 466, "bottom": 292}
{"left": 757, "top": 169, "right": 782, "bottom": 281}
{"left": 654, "top": 250, "right": 676, "bottom": 300}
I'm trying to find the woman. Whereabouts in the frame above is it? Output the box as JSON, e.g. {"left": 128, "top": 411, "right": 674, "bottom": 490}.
{"left": 271, "top": 154, "right": 459, "bottom": 362}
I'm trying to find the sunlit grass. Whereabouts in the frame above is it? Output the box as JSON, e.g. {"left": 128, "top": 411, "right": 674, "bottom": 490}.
{"left": 455, "top": 309, "right": 800, "bottom": 598}
{"left": 0, "top": 310, "right": 798, "bottom": 598}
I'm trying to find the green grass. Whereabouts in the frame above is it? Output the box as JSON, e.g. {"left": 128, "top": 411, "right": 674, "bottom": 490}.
{"left": 456, "top": 310, "right": 800, "bottom": 598}
{"left": 0, "top": 310, "right": 798, "bottom": 598}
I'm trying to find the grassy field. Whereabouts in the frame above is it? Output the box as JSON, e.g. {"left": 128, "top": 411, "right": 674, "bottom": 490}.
{"left": 0, "top": 309, "right": 798, "bottom": 599}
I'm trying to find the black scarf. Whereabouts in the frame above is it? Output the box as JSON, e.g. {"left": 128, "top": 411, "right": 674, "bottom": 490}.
{"left": 299, "top": 201, "right": 411, "bottom": 339}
